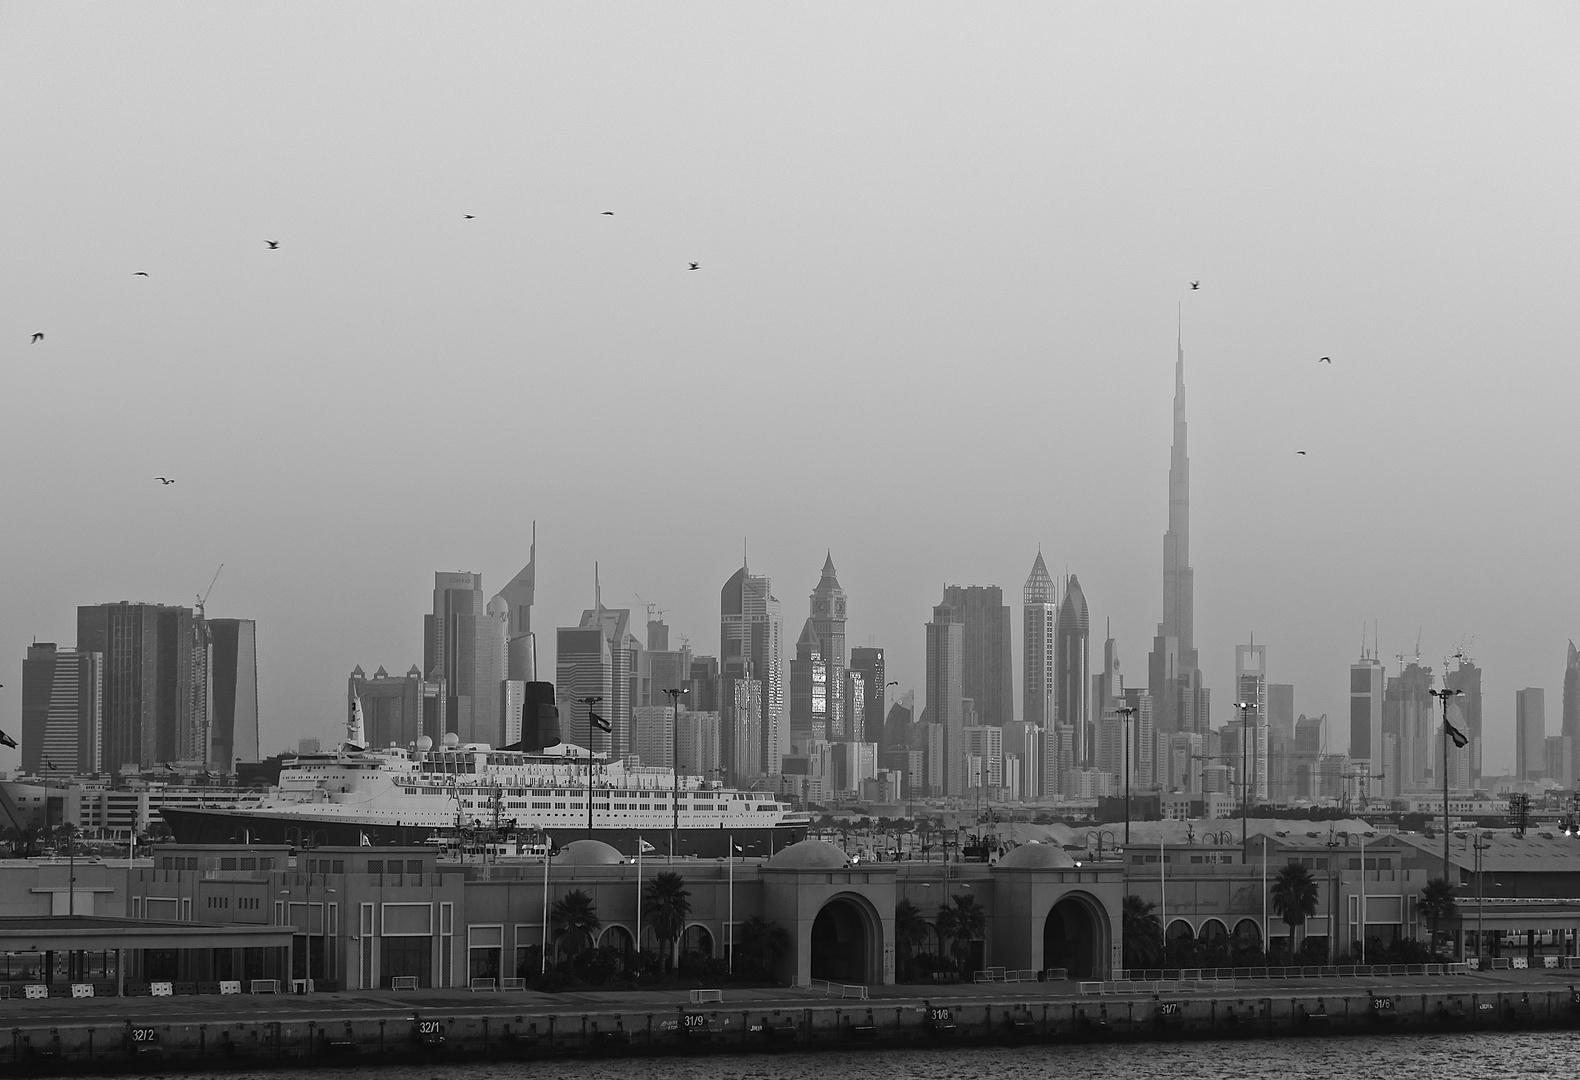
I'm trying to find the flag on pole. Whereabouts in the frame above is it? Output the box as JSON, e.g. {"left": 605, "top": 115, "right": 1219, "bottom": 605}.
{"left": 590, "top": 712, "right": 611, "bottom": 733}
{"left": 639, "top": 838, "right": 656, "bottom": 853}
{"left": 1444, "top": 718, "right": 1468, "bottom": 749}
{"left": 0, "top": 729, "right": 16, "bottom": 749}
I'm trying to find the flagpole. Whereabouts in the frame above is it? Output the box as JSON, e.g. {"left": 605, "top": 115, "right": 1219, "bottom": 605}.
{"left": 636, "top": 835, "right": 643, "bottom": 959}
{"left": 1430, "top": 688, "right": 1464, "bottom": 882}
{"left": 728, "top": 832, "right": 734, "bottom": 974}
{"left": 541, "top": 836, "right": 552, "bottom": 973}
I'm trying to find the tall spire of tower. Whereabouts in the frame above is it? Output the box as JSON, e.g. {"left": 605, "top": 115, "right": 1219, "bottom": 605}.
{"left": 1162, "top": 323, "right": 1195, "bottom": 663}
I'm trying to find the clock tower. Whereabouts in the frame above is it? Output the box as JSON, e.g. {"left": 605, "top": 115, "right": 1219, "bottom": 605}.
{"left": 809, "top": 552, "right": 849, "bottom": 739}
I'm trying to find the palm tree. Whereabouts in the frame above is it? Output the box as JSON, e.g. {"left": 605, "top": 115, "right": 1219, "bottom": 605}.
{"left": 737, "top": 916, "right": 790, "bottom": 979}
{"left": 1122, "top": 894, "right": 1164, "bottom": 970}
{"left": 1269, "top": 862, "right": 1321, "bottom": 953}
{"left": 934, "top": 894, "right": 985, "bottom": 974}
{"left": 894, "top": 898, "right": 930, "bottom": 966}
{"left": 550, "top": 889, "right": 601, "bottom": 958}
{"left": 644, "top": 871, "right": 691, "bottom": 970}
{"left": 1415, "top": 877, "right": 1458, "bottom": 955}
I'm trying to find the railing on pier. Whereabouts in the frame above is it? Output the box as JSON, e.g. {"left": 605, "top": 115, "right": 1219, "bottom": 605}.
{"left": 806, "top": 978, "right": 869, "bottom": 999}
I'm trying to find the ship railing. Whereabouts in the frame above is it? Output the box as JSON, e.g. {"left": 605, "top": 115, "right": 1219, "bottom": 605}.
{"left": 806, "top": 979, "right": 869, "bottom": 1000}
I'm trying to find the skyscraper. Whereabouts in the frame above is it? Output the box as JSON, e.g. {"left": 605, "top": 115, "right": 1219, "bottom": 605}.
{"left": 1149, "top": 329, "right": 1209, "bottom": 737}
{"left": 1383, "top": 662, "right": 1434, "bottom": 796}
{"left": 1350, "top": 655, "right": 1385, "bottom": 801}
{"left": 1055, "top": 575, "right": 1091, "bottom": 766}
{"left": 555, "top": 625, "right": 613, "bottom": 753}
{"left": 77, "top": 601, "right": 206, "bottom": 774}
{"left": 1446, "top": 658, "right": 1483, "bottom": 786}
{"left": 807, "top": 554, "right": 848, "bottom": 738}
{"left": 425, "top": 572, "right": 508, "bottom": 746}
{"left": 1564, "top": 642, "right": 1580, "bottom": 786}
{"left": 1023, "top": 553, "right": 1057, "bottom": 731}
{"left": 848, "top": 647, "right": 886, "bottom": 746}
{"left": 1234, "top": 644, "right": 1268, "bottom": 801}
{"left": 940, "top": 585, "right": 1013, "bottom": 727}
{"left": 1267, "top": 682, "right": 1294, "bottom": 804}
{"left": 721, "top": 563, "right": 785, "bottom": 774}
{"left": 21, "top": 643, "right": 102, "bottom": 775}
{"left": 578, "top": 603, "right": 640, "bottom": 759}
{"left": 1516, "top": 688, "right": 1546, "bottom": 781}
{"left": 348, "top": 664, "right": 444, "bottom": 749}
{"left": 790, "top": 620, "right": 829, "bottom": 745}
{"left": 495, "top": 528, "right": 536, "bottom": 683}
{"left": 208, "top": 618, "right": 259, "bottom": 768}
{"left": 925, "top": 601, "right": 965, "bottom": 795}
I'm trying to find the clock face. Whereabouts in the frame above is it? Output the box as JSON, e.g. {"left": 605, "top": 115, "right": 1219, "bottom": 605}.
{"left": 834, "top": 600, "right": 846, "bottom": 617}
{"left": 813, "top": 599, "right": 829, "bottom": 614}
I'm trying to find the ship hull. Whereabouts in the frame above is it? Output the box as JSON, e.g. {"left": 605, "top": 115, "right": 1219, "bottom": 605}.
{"left": 159, "top": 806, "right": 806, "bottom": 858}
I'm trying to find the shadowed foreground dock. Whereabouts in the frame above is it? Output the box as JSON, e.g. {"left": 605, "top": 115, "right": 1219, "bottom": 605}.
{"left": 5, "top": 968, "right": 1580, "bottom": 1074}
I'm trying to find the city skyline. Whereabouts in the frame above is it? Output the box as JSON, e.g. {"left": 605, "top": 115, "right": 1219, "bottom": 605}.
{"left": 3, "top": 6, "right": 1577, "bottom": 779}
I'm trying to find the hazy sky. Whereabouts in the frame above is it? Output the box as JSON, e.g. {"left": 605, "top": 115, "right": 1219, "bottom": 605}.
{"left": 3, "top": 4, "right": 1577, "bottom": 777}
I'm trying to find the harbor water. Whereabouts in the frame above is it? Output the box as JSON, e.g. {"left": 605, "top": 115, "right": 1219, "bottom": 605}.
{"left": 80, "top": 1030, "right": 1580, "bottom": 1080}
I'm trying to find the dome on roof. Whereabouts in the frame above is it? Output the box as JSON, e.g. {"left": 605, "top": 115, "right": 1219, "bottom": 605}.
{"left": 995, "top": 842, "right": 1078, "bottom": 869}
{"left": 556, "top": 839, "right": 625, "bottom": 865}
{"left": 765, "top": 839, "right": 849, "bottom": 869}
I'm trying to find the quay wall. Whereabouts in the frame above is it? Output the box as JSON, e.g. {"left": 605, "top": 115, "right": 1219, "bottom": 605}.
{"left": 5, "top": 985, "right": 1580, "bottom": 1074}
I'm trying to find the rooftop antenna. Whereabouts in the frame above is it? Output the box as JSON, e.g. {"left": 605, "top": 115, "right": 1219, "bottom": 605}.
{"left": 595, "top": 562, "right": 603, "bottom": 620}
{"left": 1415, "top": 626, "right": 1423, "bottom": 665}
{"left": 743, "top": 538, "right": 748, "bottom": 571}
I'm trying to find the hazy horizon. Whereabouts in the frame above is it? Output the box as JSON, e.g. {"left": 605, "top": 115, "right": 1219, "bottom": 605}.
{"left": 3, "top": 4, "right": 1577, "bottom": 778}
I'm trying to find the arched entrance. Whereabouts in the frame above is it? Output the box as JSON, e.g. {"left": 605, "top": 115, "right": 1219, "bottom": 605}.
{"left": 1233, "top": 919, "right": 1263, "bottom": 953}
{"left": 1199, "top": 919, "right": 1230, "bottom": 966}
{"left": 1044, "top": 895, "right": 1106, "bottom": 979}
{"left": 599, "top": 925, "right": 635, "bottom": 954}
{"left": 811, "top": 896, "right": 877, "bottom": 984}
{"left": 1165, "top": 919, "right": 1196, "bottom": 966}
{"left": 681, "top": 924, "right": 714, "bottom": 959}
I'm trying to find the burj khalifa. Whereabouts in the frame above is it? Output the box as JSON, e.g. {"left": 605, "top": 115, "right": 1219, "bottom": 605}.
{"left": 1149, "top": 328, "right": 1209, "bottom": 737}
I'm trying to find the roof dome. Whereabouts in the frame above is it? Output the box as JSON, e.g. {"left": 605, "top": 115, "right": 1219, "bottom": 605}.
{"left": 765, "top": 839, "right": 849, "bottom": 869}
{"left": 994, "top": 842, "right": 1078, "bottom": 869}
{"left": 556, "top": 839, "right": 625, "bottom": 865}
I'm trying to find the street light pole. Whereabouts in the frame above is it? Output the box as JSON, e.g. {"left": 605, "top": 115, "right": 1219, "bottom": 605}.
{"left": 1233, "top": 701, "right": 1255, "bottom": 852}
{"left": 1429, "top": 687, "right": 1464, "bottom": 882}
{"left": 1116, "top": 706, "right": 1137, "bottom": 847}
{"left": 664, "top": 687, "right": 688, "bottom": 862}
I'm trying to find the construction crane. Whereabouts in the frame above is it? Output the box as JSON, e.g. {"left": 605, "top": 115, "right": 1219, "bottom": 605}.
{"left": 196, "top": 564, "right": 224, "bottom": 618}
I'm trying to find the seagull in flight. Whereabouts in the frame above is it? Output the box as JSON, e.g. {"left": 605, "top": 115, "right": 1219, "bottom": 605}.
{"left": 601, "top": 211, "right": 614, "bottom": 216}
{"left": 133, "top": 271, "right": 149, "bottom": 277}
{"left": 463, "top": 214, "right": 475, "bottom": 219}
{"left": 1190, "top": 280, "right": 1200, "bottom": 290}
{"left": 1296, "top": 451, "right": 1307, "bottom": 456}
{"left": 688, "top": 262, "right": 700, "bottom": 271}
{"left": 156, "top": 477, "right": 175, "bottom": 485}
{"left": 30, "top": 332, "right": 44, "bottom": 343}
{"left": 265, "top": 240, "right": 279, "bottom": 249}
{"left": 1319, "top": 356, "right": 1332, "bottom": 364}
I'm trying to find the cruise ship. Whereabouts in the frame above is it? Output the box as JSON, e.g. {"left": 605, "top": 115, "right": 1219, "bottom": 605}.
{"left": 159, "top": 730, "right": 809, "bottom": 858}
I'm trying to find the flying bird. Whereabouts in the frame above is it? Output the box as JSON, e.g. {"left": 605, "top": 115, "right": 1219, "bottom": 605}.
{"left": 30, "top": 332, "right": 44, "bottom": 343}
{"left": 133, "top": 271, "right": 149, "bottom": 277}
{"left": 1190, "top": 280, "right": 1200, "bottom": 290}
{"left": 156, "top": 477, "right": 175, "bottom": 485}
{"left": 1296, "top": 451, "right": 1307, "bottom": 456}
{"left": 600, "top": 211, "right": 614, "bottom": 216}
{"left": 463, "top": 214, "right": 475, "bottom": 219}
{"left": 1319, "top": 356, "right": 1332, "bottom": 364}
{"left": 265, "top": 240, "right": 279, "bottom": 249}
{"left": 688, "top": 262, "right": 700, "bottom": 271}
